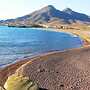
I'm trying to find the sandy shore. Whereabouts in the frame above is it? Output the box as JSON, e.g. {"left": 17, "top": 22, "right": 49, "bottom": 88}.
{"left": 55, "top": 29, "right": 90, "bottom": 46}
{"left": 0, "top": 46, "right": 90, "bottom": 90}
{"left": 44, "top": 27, "right": 90, "bottom": 46}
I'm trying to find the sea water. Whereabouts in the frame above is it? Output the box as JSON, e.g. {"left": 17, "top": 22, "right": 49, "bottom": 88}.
{"left": 0, "top": 26, "right": 83, "bottom": 67}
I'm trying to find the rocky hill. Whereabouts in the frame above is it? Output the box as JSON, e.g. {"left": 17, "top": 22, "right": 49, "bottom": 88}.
{"left": 0, "top": 5, "right": 90, "bottom": 26}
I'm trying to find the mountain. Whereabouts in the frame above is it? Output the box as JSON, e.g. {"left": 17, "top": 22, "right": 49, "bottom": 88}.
{"left": 63, "top": 8, "right": 90, "bottom": 23}
{"left": 0, "top": 5, "right": 90, "bottom": 26}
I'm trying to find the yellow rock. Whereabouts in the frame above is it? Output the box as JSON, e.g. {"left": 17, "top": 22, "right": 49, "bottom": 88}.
{"left": 4, "top": 74, "right": 39, "bottom": 90}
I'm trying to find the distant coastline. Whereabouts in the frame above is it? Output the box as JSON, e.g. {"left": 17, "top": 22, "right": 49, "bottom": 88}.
{"left": 8, "top": 24, "right": 44, "bottom": 28}
{"left": 6, "top": 24, "right": 90, "bottom": 47}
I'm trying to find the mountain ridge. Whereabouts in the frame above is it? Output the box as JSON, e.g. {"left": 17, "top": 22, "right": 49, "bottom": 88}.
{"left": 0, "top": 5, "right": 90, "bottom": 26}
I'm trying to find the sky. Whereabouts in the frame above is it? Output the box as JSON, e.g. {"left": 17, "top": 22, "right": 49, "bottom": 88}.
{"left": 0, "top": 0, "right": 90, "bottom": 19}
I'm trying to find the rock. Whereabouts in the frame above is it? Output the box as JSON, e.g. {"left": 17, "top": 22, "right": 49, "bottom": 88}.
{"left": 0, "top": 86, "right": 5, "bottom": 90}
{"left": 0, "top": 58, "right": 31, "bottom": 88}
{"left": 4, "top": 74, "right": 39, "bottom": 90}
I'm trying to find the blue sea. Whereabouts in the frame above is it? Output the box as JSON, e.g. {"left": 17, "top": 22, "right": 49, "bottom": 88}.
{"left": 0, "top": 26, "right": 83, "bottom": 67}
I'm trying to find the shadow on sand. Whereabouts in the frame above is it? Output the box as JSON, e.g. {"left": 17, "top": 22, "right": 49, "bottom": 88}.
{"left": 39, "top": 88, "right": 48, "bottom": 90}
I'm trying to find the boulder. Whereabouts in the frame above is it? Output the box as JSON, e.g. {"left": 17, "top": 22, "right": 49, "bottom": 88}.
{"left": 4, "top": 74, "right": 39, "bottom": 90}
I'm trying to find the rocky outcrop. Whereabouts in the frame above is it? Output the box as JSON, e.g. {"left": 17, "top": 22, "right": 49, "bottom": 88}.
{"left": 4, "top": 74, "right": 39, "bottom": 90}
{"left": 0, "top": 59, "right": 31, "bottom": 89}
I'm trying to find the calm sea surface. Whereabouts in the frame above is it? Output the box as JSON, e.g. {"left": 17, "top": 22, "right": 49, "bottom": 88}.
{"left": 0, "top": 26, "right": 83, "bottom": 67}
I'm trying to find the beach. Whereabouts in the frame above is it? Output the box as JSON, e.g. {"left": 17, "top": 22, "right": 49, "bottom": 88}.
{"left": 49, "top": 28, "right": 90, "bottom": 47}
{"left": 0, "top": 26, "right": 90, "bottom": 90}
{"left": 0, "top": 46, "right": 90, "bottom": 89}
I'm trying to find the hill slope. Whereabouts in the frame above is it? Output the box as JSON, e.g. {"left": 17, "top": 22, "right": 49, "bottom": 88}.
{"left": 0, "top": 5, "right": 90, "bottom": 25}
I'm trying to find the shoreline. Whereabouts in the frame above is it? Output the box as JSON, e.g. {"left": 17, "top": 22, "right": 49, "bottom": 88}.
{"left": 0, "top": 27, "right": 90, "bottom": 89}
{"left": 0, "top": 27, "right": 84, "bottom": 68}
{"left": 1, "top": 25, "right": 90, "bottom": 46}
{"left": 0, "top": 46, "right": 86, "bottom": 72}
{"left": 48, "top": 28, "right": 90, "bottom": 47}
{"left": 0, "top": 27, "right": 88, "bottom": 68}
{"left": 59, "top": 29, "right": 90, "bottom": 47}
{"left": 30, "top": 26, "right": 90, "bottom": 47}
{"left": 0, "top": 46, "right": 90, "bottom": 89}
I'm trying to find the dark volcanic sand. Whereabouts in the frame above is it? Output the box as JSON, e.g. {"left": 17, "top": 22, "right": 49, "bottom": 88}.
{"left": 1, "top": 47, "right": 90, "bottom": 90}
